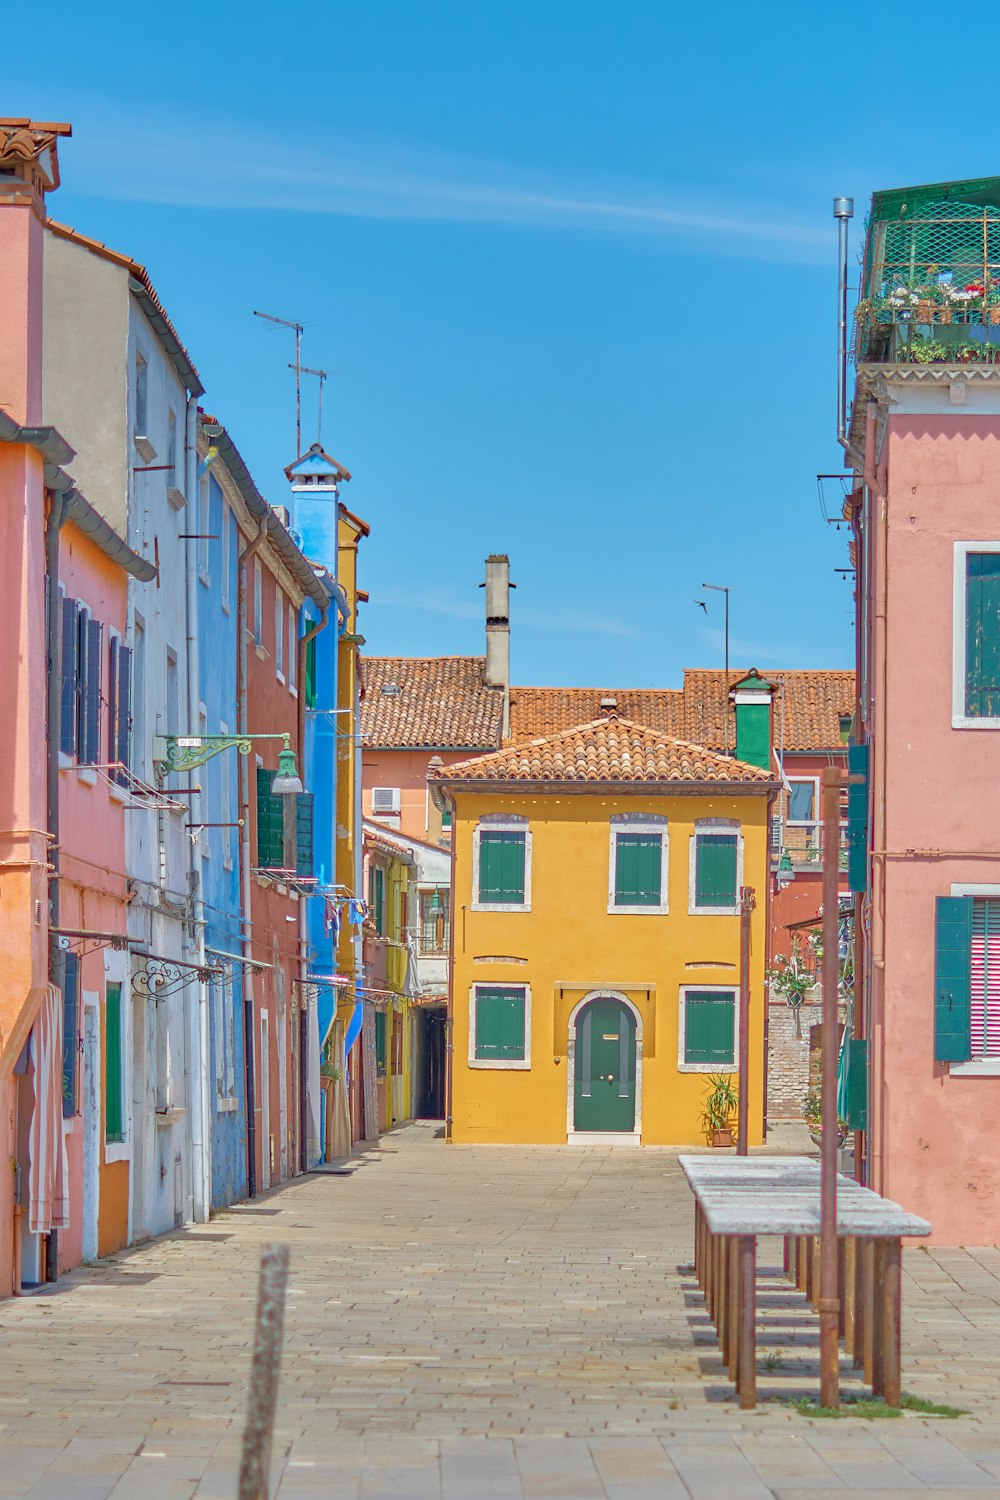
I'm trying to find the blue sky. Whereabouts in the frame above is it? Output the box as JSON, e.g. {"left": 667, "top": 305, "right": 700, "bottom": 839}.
{"left": 15, "top": 1, "right": 997, "bottom": 685}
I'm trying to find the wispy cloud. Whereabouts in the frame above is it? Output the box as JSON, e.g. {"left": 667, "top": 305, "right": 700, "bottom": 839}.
{"left": 66, "top": 112, "right": 829, "bottom": 264}
{"left": 377, "top": 587, "right": 635, "bottom": 637}
{"left": 701, "top": 627, "right": 785, "bottom": 665}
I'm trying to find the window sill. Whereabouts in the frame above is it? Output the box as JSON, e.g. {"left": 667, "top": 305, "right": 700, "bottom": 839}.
{"left": 950, "top": 1060, "right": 1000, "bottom": 1077}
{"left": 276, "top": 670, "right": 286, "bottom": 685}
{"left": 77, "top": 767, "right": 97, "bottom": 787}
{"left": 199, "top": 571, "right": 210, "bottom": 589}
{"left": 255, "top": 644, "right": 268, "bottom": 661}
{"left": 108, "top": 780, "right": 129, "bottom": 804}
{"left": 167, "top": 486, "right": 186, "bottom": 511}
{"left": 469, "top": 1057, "right": 531, "bottom": 1070}
{"left": 216, "top": 1095, "right": 240, "bottom": 1113}
{"left": 688, "top": 905, "right": 740, "bottom": 917}
{"left": 289, "top": 684, "right": 298, "bottom": 698}
{"left": 471, "top": 901, "right": 531, "bottom": 914}
{"left": 952, "top": 716, "right": 1000, "bottom": 730}
{"left": 154, "top": 1106, "right": 186, "bottom": 1126}
{"left": 678, "top": 1061, "right": 737, "bottom": 1074}
{"left": 134, "top": 434, "right": 157, "bottom": 463}
{"left": 607, "top": 903, "right": 668, "bottom": 916}
{"left": 105, "top": 1140, "right": 131, "bottom": 1164}
{"left": 58, "top": 751, "right": 74, "bottom": 772}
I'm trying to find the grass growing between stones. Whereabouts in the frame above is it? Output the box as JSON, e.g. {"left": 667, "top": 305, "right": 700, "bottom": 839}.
{"left": 775, "top": 1392, "right": 967, "bottom": 1420}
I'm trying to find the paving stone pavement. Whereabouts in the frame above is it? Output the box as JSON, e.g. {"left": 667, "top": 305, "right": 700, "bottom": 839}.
{"left": 1, "top": 1120, "right": 999, "bottom": 1499}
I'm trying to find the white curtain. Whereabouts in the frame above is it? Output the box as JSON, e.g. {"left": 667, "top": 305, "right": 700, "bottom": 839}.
{"left": 29, "top": 985, "right": 70, "bottom": 1235}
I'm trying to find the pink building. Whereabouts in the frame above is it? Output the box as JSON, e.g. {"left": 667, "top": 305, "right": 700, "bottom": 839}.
{"left": 850, "top": 176, "right": 1000, "bottom": 1242}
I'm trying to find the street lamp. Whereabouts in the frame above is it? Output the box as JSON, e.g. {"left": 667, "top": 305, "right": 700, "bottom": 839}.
{"left": 154, "top": 731, "right": 303, "bottom": 794}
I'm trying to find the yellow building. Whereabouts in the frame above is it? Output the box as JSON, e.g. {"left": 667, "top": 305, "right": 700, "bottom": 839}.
{"left": 429, "top": 716, "right": 777, "bottom": 1146}
{"left": 363, "top": 823, "right": 418, "bottom": 1134}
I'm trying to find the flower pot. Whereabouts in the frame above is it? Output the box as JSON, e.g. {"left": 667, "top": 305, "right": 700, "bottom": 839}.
{"left": 938, "top": 308, "right": 953, "bottom": 324}
{"left": 916, "top": 300, "right": 934, "bottom": 323}
{"left": 710, "top": 1127, "right": 734, "bottom": 1148}
{"left": 990, "top": 307, "right": 1000, "bottom": 325}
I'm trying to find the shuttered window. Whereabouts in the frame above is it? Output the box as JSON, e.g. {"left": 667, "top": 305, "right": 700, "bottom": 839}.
{"left": 295, "top": 793, "right": 314, "bottom": 877}
{"left": 965, "top": 553, "right": 1000, "bottom": 717}
{"left": 694, "top": 832, "right": 738, "bottom": 908}
{"left": 375, "top": 1011, "right": 387, "bottom": 1078}
{"left": 683, "top": 990, "right": 736, "bottom": 1066}
{"left": 304, "top": 635, "right": 317, "bottom": 708}
{"left": 107, "top": 638, "right": 132, "bottom": 785}
{"left": 62, "top": 950, "right": 80, "bottom": 1117}
{"left": 477, "top": 830, "right": 526, "bottom": 905}
{"left": 971, "top": 898, "right": 1000, "bottom": 1058}
{"left": 105, "top": 983, "right": 124, "bottom": 1142}
{"left": 77, "top": 612, "right": 102, "bottom": 765}
{"left": 256, "top": 767, "right": 285, "bottom": 870}
{"left": 614, "top": 832, "right": 662, "bottom": 907}
{"left": 60, "top": 595, "right": 78, "bottom": 756}
{"left": 935, "top": 895, "right": 972, "bottom": 1063}
{"left": 474, "top": 987, "right": 526, "bottom": 1062}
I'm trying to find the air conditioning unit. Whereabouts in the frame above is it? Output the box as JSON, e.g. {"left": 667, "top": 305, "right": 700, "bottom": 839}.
{"left": 372, "top": 787, "right": 401, "bottom": 814}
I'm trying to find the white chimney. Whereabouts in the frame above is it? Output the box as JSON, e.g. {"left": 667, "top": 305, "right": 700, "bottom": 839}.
{"left": 482, "top": 554, "right": 512, "bottom": 737}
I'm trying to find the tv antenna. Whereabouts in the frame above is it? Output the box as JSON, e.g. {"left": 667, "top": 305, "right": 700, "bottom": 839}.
{"left": 254, "top": 310, "right": 304, "bottom": 457}
{"left": 290, "top": 363, "right": 328, "bottom": 445}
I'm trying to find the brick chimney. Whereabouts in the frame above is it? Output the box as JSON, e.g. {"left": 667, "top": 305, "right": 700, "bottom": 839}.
{"left": 482, "top": 554, "right": 512, "bottom": 737}
{"left": 0, "top": 119, "right": 71, "bottom": 210}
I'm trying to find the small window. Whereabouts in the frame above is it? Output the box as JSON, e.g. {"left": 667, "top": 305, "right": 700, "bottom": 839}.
{"left": 165, "top": 648, "right": 179, "bottom": 738}
{"left": 472, "top": 985, "right": 528, "bottom": 1066}
{"left": 788, "top": 779, "right": 816, "bottom": 824}
{"left": 368, "top": 863, "right": 386, "bottom": 933}
{"left": 134, "top": 350, "right": 148, "bottom": 437}
{"left": 61, "top": 950, "right": 81, "bottom": 1117}
{"left": 166, "top": 409, "right": 179, "bottom": 492}
{"left": 105, "top": 982, "right": 125, "bottom": 1143}
{"left": 476, "top": 827, "right": 528, "bottom": 907}
{"left": 275, "top": 591, "right": 285, "bottom": 679}
{"left": 611, "top": 828, "right": 665, "bottom": 911}
{"left": 420, "top": 889, "right": 450, "bottom": 954}
{"left": 304, "top": 634, "right": 317, "bottom": 708}
{"left": 372, "top": 787, "right": 401, "bottom": 815}
{"left": 107, "top": 635, "right": 133, "bottom": 784}
{"left": 220, "top": 505, "right": 231, "bottom": 612}
{"left": 288, "top": 604, "right": 297, "bottom": 692}
{"left": 375, "top": 1011, "right": 387, "bottom": 1078}
{"left": 964, "top": 552, "right": 1000, "bottom": 717}
{"left": 681, "top": 988, "right": 736, "bottom": 1068}
{"left": 220, "top": 720, "right": 233, "bottom": 869}
{"left": 692, "top": 828, "right": 739, "bottom": 912}
{"left": 253, "top": 557, "right": 263, "bottom": 646}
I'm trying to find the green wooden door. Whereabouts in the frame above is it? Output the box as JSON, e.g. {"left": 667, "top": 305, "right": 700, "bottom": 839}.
{"left": 573, "top": 998, "right": 636, "bottom": 1133}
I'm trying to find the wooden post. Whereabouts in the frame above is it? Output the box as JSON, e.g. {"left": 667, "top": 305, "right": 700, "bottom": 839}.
{"left": 818, "top": 766, "right": 842, "bottom": 1409}
{"left": 843, "top": 1237, "right": 857, "bottom": 1354}
{"left": 238, "top": 1244, "right": 291, "bottom": 1500}
{"left": 881, "top": 1238, "right": 902, "bottom": 1407}
{"left": 737, "top": 1235, "right": 757, "bottom": 1409}
{"left": 862, "top": 1239, "right": 875, "bottom": 1384}
{"left": 737, "top": 887, "right": 756, "bottom": 1155}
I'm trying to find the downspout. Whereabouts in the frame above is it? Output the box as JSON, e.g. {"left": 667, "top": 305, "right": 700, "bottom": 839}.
{"left": 297, "top": 604, "right": 328, "bottom": 1172}
{"left": 833, "top": 196, "right": 865, "bottom": 469}
{"left": 184, "top": 395, "right": 211, "bottom": 1224}
{"left": 865, "top": 396, "right": 888, "bottom": 1192}
{"left": 443, "top": 790, "right": 457, "bottom": 1143}
{"left": 353, "top": 653, "right": 365, "bottom": 1135}
{"left": 238, "top": 516, "right": 269, "bottom": 1199}
{"left": 44, "top": 488, "right": 68, "bottom": 1281}
{"left": 762, "top": 784, "right": 779, "bottom": 1143}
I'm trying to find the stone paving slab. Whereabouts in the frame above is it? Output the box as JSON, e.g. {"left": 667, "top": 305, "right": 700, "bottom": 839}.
{"left": 0, "top": 1121, "right": 998, "bottom": 1497}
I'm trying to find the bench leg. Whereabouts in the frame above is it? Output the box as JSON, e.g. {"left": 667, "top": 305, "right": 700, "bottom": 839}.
{"left": 737, "top": 1235, "right": 756, "bottom": 1409}
{"left": 838, "top": 1237, "right": 848, "bottom": 1340}
{"left": 862, "top": 1239, "right": 875, "bottom": 1386}
{"left": 728, "top": 1238, "right": 740, "bottom": 1382}
{"left": 852, "top": 1236, "right": 867, "bottom": 1370}
{"left": 872, "top": 1237, "right": 901, "bottom": 1405}
{"left": 843, "top": 1236, "right": 856, "bottom": 1356}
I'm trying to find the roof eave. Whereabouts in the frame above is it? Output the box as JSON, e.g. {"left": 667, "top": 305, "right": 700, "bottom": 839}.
{"left": 428, "top": 778, "right": 780, "bottom": 797}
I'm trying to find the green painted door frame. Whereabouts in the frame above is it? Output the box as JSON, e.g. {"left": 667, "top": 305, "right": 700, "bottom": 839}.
{"left": 573, "top": 997, "right": 637, "bottom": 1133}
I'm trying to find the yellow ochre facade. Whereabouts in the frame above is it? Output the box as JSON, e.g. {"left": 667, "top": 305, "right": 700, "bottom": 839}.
{"left": 431, "top": 716, "right": 777, "bottom": 1148}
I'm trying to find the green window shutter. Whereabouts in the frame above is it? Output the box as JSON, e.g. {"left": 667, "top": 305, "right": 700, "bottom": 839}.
{"left": 375, "top": 867, "right": 385, "bottom": 934}
{"left": 478, "top": 830, "right": 526, "bottom": 903}
{"left": 295, "top": 793, "right": 314, "bottom": 877}
{"left": 83, "top": 618, "right": 102, "bottom": 765}
{"left": 966, "top": 553, "right": 1000, "bottom": 716}
{"left": 684, "top": 991, "right": 735, "bottom": 1065}
{"left": 60, "top": 596, "right": 78, "bottom": 756}
{"left": 474, "top": 987, "right": 526, "bottom": 1061}
{"left": 735, "top": 700, "right": 770, "bottom": 770}
{"left": 695, "top": 834, "right": 738, "bottom": 907}
{"left": 614, "top": 833, "right": 662, "bottom": 906}
{"left": 256, "top": 767, "right": 284, "bottom": 869}
{"left": 105, "top": 983, "right": 124, "bottom": 1142}
{"left": 62, "top": 950, "right": 80, "bottom": 1117}
{"left": 845, "top": 1038, "right": 868, "bottom": 1132}
{"left": 935, "top": 895, "right": 972, "bottom": 1062}
{"left": 304, "top": 636, "right": 317, "bottom": 709}
{"left": 375, "top": 1011, "right": 387, "bottom": 1076}
{"left": 847, "top": 743, "right": 869, "bottom": 894}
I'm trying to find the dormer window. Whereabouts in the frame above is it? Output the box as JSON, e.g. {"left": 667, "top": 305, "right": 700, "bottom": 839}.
{"left": 382, "top": 683, "right": 401, "bottom": 696}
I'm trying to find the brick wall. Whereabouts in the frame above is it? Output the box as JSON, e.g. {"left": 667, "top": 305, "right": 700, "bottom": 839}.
{"left": 767, "top": 993, "right": 847, "bottom": 1121}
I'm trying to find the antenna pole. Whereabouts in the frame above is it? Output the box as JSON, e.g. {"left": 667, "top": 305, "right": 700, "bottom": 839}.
{"left": 291, "top": 365, "right": 329, "bottom": 446}
{"left": 254, "top": 310, "right": 305, "bottom": 457}
{"left": 702, "top": 582, "right": 732, "bottom": 755}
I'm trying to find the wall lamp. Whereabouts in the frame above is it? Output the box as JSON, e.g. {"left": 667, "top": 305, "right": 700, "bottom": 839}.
{"left": 153, "top": 731, "right": 303, "bottom": 793}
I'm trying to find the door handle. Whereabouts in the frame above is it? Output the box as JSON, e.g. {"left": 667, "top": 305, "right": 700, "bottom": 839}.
{"left": 607, "top": 1074, "right": 614, "bottom": 1082}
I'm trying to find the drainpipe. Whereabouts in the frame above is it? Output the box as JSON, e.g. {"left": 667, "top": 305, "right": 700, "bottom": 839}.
{"left": 184, "top": 396, "right": 211, "bottom": 1224}
{"left": 44, "top": 487, "right": 68, "bottom": 1281}
{"left": 297, "top": 603, "right": 328, "bottom": 1173}
{"left": 353, "top": 656, "right": 365, "bottom": 1136}
{"left": 238, "top": 516, "right": 269, "bottom": 1199}
{"left": 865, "top": 396, "right": 888, "bottom": 1193}
{"left": 443, "top": 790, "right": 457, "bottom": 1143}
{"left": 833, "top": 196, "right": 866, "bottom": 469}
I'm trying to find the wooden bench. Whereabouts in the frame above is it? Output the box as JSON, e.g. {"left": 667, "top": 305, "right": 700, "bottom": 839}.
{"left": 679, "top": 1154, "right": 931, "bottom": 1410}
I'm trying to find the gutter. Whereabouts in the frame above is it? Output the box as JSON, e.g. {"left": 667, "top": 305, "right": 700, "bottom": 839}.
{"left": 429, "top": 778, "right": 781, "bottom": 800}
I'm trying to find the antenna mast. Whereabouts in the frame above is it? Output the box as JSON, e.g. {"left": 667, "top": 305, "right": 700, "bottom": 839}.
{"left": 254, "top": 310, "right": 304, "bottom": 457}
{"left": 291, "top": 364, "right": 329, "bottom": 445}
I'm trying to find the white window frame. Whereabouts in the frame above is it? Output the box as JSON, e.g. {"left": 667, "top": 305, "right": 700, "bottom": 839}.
{"left": 220, "top": 718, "right": 233, "bottom": 870}
{"left": 220, "top": 503, "right": 231, "bottom": 614}
{"left": 468, "top": 983, "right": 531, "bottom": 1070}
{"left": 677, "top": 984, "right": 739, "bottom": 1073}
{"left": 953, "top": 541, "right": 1000, "bottom": 728}
{"left": 786, "top": 776, "right": 819, "bottom": 826}
{"left": 132, "top": 612, "right": 146, "bottom": 781}
{"left": 253, "top": 557, "right": 263, "bottom": 647}
{"left": 288, "top": 603, "right": 297, "bottom": 694}
{"left": 949, "top": 882, "right": 1000, "bottom": 1075}
{"left": 607, "top": 814, "right": 668, "bottom": 915}
{"left": 166, "top": 408, "right": 184, "bottom": 508}
{"left": 213, "top": 969, "right": 237, "bottom": 1104}
{"left": 103, "top": 947, "right": 132, "bottom": 1164}
{"left": 471, "top": 816, "right": 531, "bottom": 913}
{"left": 275, "top": 590, "right": 285, "bottom": 682}
{"left": 688, "top": 818, "right": 743, "bottom": 916}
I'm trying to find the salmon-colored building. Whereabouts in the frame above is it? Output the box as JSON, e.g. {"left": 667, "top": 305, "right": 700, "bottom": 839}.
{"left": 848, "top": 174, "right": 1000, "bottom": 1242}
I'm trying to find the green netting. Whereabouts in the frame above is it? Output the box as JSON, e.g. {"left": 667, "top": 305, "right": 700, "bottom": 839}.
{"left": 856, "top": 192, "right": 1000, "bottom": 363}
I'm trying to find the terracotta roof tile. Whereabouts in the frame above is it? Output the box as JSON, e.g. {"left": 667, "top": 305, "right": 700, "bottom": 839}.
{"left": 430, "top": 718, "right": 776, "bottom": 788}
{"left": 361, "top": 657, "right": 504, "bottom": 749}
{"left": 509, "top": 670, "right": 855, "bottom": 754}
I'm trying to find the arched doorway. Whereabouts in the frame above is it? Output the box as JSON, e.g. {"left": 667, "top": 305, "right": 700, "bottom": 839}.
{"left": 567, "top": 992, "right": 642, "bottom": 1143}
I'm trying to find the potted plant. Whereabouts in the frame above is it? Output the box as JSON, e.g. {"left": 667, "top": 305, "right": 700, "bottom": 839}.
{"left": 803, "top": 1087, "right": 847, "bottom": 1149}
{"left": 702, "top": 1073, "right": 738, "bottom": 1148}
{"left": 899, "top": 335, "right": 950, "bottom": 364}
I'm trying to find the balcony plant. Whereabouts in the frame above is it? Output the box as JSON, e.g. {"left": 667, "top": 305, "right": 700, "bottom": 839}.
{"left": 701, "top": 1073, "right": 738, "bottom": 1148}
{"left": 804, "top": 1087, "right": 847, "bottom": 1149}
{"left": 898, "top": 335, "right": 950, "bottom": 364}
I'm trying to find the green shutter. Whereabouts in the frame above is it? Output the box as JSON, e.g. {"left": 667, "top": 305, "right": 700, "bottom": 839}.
{"left": 295, "top": 792, "right": 314, "bottom": 876}
{"left": 614, "top": 833, "right": 662, "bottom": 906}
{"left": 375, "top": 1011, "right": 387, "bottom": 1077}
{"left": 684, "top": 991, "right": 735, "bottom": 1065}
{"left": 847, "top": 743, "right": 869, "bottom": 894}
{"left": 105, "top": 983, "right": 124, "bottom": 1142}
{"left": 474, "top": 987, "right": 526, "bottom": 1060}
{"left": 60, "top": 596, "right": 78, "bottom": 756}
{"left": 304, "top": 636, "right": 317, "bottom": 709}
{"left": 935, "top": 895, "right": 972, "bottom": 1062}
{"left": 966, "top": 553, "right": 1000, "bottom": 716}
{"left": 695, "top": 834, "right": 738, "bottom": 907}
{"left": 256, "top": 767, "right": 285, "bottom": 869}
{"left": 734, "top": 700, "right": 770, "bottom": 770}
{"left": 478, "top": 830, "right": 526, "bottom": 904}
{"left": 375, "top": 867, "right": 385, "bottom": 934}
{"left": 845, "top": 1037, "right": 868, "bottom": 1132}
{"left": 62, "top": 950, "right": 80, "bottom": 1117}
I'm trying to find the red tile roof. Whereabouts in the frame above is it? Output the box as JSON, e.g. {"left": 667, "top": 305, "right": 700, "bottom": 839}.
{"left": 361, "top": 657, "right": 505, "bottom": 749}
{"left": 429, "top": 718, "right": 776, "bottom": 789}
